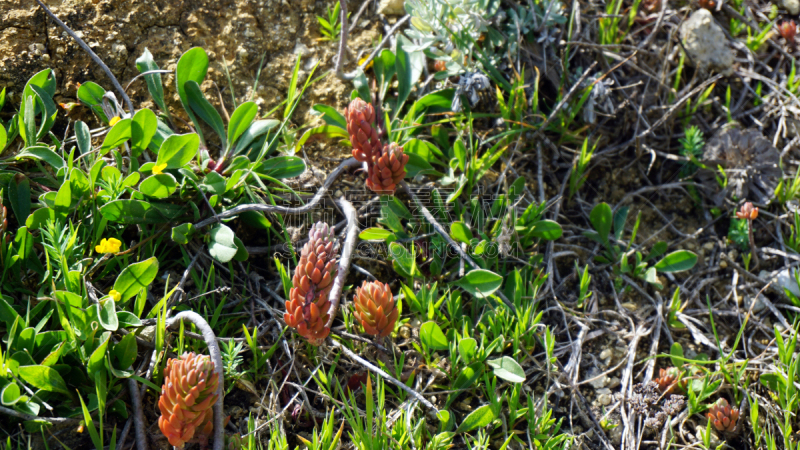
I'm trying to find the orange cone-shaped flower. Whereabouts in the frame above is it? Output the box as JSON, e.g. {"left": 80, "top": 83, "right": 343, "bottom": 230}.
{"left": 353, "top": 281, "right": 399, "bottom": 338}
{"left": 654, "top": 367, "right": 681, "bottom": 394}
{"left": 345, "top": 98, "right": 382, "bottom": 162}
{"left": 157, "top": 352, "right": 219, "bottom": 449}
{"left": 284, "top": 222, "right": 339, "bottom": 345}
{"left": 707, "top": 398, "right": 739, "bottom": 432}
{"left": 366, "top": 142, "right": 408, "bottom": 195}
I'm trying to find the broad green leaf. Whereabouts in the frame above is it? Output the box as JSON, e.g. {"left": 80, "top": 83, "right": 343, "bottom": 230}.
{"left": 389, "top": 242, "right": 415, "bottom": 277}
{"left": 171, "top": 222, "right": 194, "bottom": 245}
{"left": 359, "top": 228, "right": 393, "bottom": 241}
{"left": 589, "top": 202, "right": 613, "bottom": 244}
{"left": 295, "top": 125, "right": 348, "bottom": 152}
{"left": 453, "top": 138, "right": 466, "bottom": 172}
{"left": 373, "top": 49, "right": 396, "bottom": 99}
{"left": 139, "top": 173, "right": 177, "bottom": 199}
{"left": 116, "top": 311, "right": 142, "bottom": 328}
{"left": 232, "top": 119, "right": 279, "bottom": 156}
{"left": 176, "top": 47, "right": 209, "bottom": 141}
{"left": 88, "top": 333, "right": 110, "bottom": 379}
{"left": 446, "top": 362, "right": 484, "bottom": 408}
{"left": 420, "top": 321, "right": 448, "bottom": 351}
{"left": 311, "top": 104, "right": 347, "bottom": 129}
{"left": 100, "top": 200, "right": 159, "bottom": 224}
{"left": 613, "top": 206, "right": 629, "bottom": 241}
{"left": 16, "top": 145, "right": 65, "bottom": 170}
{"left": 113, "top": 257, "right": 159, "bottom": 302}
{"left": 18, "top": 365, "right": 70, "bottom": 395}
{"left": 208, "top": 224, "right": 239, "bottom": 263}
{"left": 450, "top": 221, "right": 472, "bottom": 244}
{"left": 99, "top": 118, "right": 131, "bottom": 155}
{"left": 8, "top": 175, "right": 31, "bottom": 225}
{"left": 76, "top": 81, "right": 109, "bottom": 122}
{"left": 98, "top": 299, "right": 118, "bottom": 331}
{"left": 228, "top": 101, "right": 258, "bottom": 149}
{"left": 0, "top": 117, "right": 6, "bottom": 151}
{"left": 487, "top": 356, "right": 526, "bottom": 383}
{"left": 530, "top": 220, "right": 563, "bottom": 240}
{"left": 156, "top": 133, "right": 199, "bottom": 169}
{"left": 254, "top": 156, "right": 306, "bottom": 179}
{"left": 75, "top": 121, "right": 92, "bottom": 156}
{"left": 131, "top": 108, "right": 157, "bottom": 156}
{"left": 135, "top": 48, "right": 168, "bottom": 113}
{"left": 458, "top": 337, "right": 477, "bottom": 362}
{"left": 456, "top": 404, "right": 495, "bottom": 433}
{"left": 25, "top": 207, "right": 56, "bottom": 230}
{"left": 113, "top": 333, "right": 138, "bottom": 370}
{"left": 454, "top": 269, "right": 503, "bottom": 299}
{"left": 0, "top": 383, "right": 21, "bottom": 406}
{"left": 185, "top": 80, "right": 226, "bottom": 146}
{"left": 654, "top": 250, "right": 698, "bottom": 273}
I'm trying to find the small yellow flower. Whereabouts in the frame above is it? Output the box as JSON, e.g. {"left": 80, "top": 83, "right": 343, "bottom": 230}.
{"left": 152, "top": 163, "right": 167, "bottom": 175}
{"left": 95, "top": 238, "right": 122, "bottom": 254}
{"left": 108, "top": 289, "right": 121, "bottom": 302}
{"left": 359, "top": 55, "right": 373, "bottom": 71}
{"left": 109, "top": 116, "right": 122, "bottom": 126}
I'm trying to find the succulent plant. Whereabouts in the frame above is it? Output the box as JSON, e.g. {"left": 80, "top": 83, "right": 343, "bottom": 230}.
{"left": 736, "top": 202, "right": 758, "bottom": 220}
{"left": 353, "top": 280, "right": 399, "bottom": 338}
{"left": 707, "top": 398, "right": 739, "bottom": 432}
{"left": 699, "top": 128, "right": 782, "bottom": 205}
{"left": 366, "top": 142, "right": 409, "bottom": 195}
{"left": 284, "top": 222, "right": 339, "bottom": 345}
{"left": 158, "top": 352, "right": 220, "bottom": 448}
{"left": 654, "top": 367, "right": 681, "bottom": 393}
{"left": 345, "top": 98, "right": 382, "bottom": 163}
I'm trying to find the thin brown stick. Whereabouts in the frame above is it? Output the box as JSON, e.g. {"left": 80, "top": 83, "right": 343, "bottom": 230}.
{"left": 326, "top": 197, "right": 359, "bottom": 328}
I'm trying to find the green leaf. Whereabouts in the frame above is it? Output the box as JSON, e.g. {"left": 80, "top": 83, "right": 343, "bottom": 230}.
{"left": 0, "top": 383, "right": 21, "bottom": 406}
{"left": 228, "top": 102, "right": 258, "bottom": 149}
{"left": 420, "top": 321, "right": 449, "bottom": 351}
{"left": 135, "top": 48, "right": 168, "bottom": 113}
{"left": 20, "top": 95, "right": 36, "bottom": 146}
{"left": 171, "top": 222, "right": 195, "bottom": 245}
{"left": 185, "top": 80, "right": 226, "bottom": 146}
{"left": 446, "top": 362, "right": 484, "bottom": 408}
{"left": 530, "top": 220, "right": 563, "bottom": 240}
{"left": 590, "top": 202, "right": 613, "bottom": 244}
{"left": 454, "top": 269, "right": 503, "bottom": 299}
{"left": 208, "top": 224, "right": 239, "bottom": 263}
{"left": 8, "top": 175, "right": 31, "bottom": 225}
{"left": 113, "top": 333, "right": 138, "bottom": 370}
{"left": 450, "top": 221, "right": 472, "bottom": 244}
{"left": 156, "top": 133, "right": 200, "bottom": 169}
{"left": 98, "top": 299, "right": 118, "bottom": 332}
{"left": 176, "top": 47, "right": 209, "bottom": 141}
{"left": 373, "top": 48, "right": 396, "bottom": 99}
{"left": 458, "top": 337, "right": 477, "bottom": 362}
{"left": 232, "top": 119, "right": 279, "bottom": 156}
{"left": 113, "top": 257, "right": 159, "bottom": 302}
{"left": 139, "top": 173, "right": 177, "bottom": 199}
{"left": 116, "top": 311, "right": 142, "bottom": 327}
{"left": 669, "top": 342, "right": 684, "bottom": 367}
{"left": 88, "top": 333, "right": 110, "bottom": 381}
{"left": 613, "top": 206, "right": 629, "bottom": 241}
{"left": 100, "top": 199, "right": 165, "bottom": 224}
{"left": 0, "top": 118, "right": 6, "bottom": 151}
{"left": 254, "top": 156, "right": 306, "bottom": 179}
{"left": 75, "top": 121, "right": 92, "bottom": 156}
{"left": 99, "top": 118, "right": 131, "bottom": 155}
{"left": 456, "top": 404, "right": 496, "bottom": 433}
{"left": 76, "top": 81, "right": 109, "bottom": 123}
{"left": 359, "top": 228, "right": 393, "bottom": 241}
{"left": 295, "top": 125, "right": 348, "bottom": 152}
{"left": 311, "top": 104, "right": 347, "bottom": 129}
{"left": 654, "top": 250, "right": 697, "bottom": 273}
{"left": 25, "top": 207, "right": 55, "bottom": 230}
{"left": 18, "top": 365, "right": 70, "bottom": 395}
{"left": 16, "top": 145, "right": 65, "bottom": 170}
{"left": 389, "top": 242, "right": 415, "bottom": 277}
{"left": 487, "top": 356, "right": 526, "bottom": 383}
{"left": 453, "top": 138, "right": 466, "bottom": 172}
{"left": 131, "top": 108, "right": 157, "bottom": 157}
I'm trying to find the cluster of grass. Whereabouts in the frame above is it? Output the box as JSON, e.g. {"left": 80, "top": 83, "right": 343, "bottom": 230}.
{"left": 3, "top": 0, "right": 800, "bottom": 449}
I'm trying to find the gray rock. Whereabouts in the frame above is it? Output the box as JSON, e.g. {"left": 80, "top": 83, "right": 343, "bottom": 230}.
{"left": 378, "top": 0, "right": 406, "bottom": 16}
{"left": 785, "top": 0, "right": 800, "bottom": 15}
{"left": 679, "top": 9, "right": 734, "bottom": 74}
